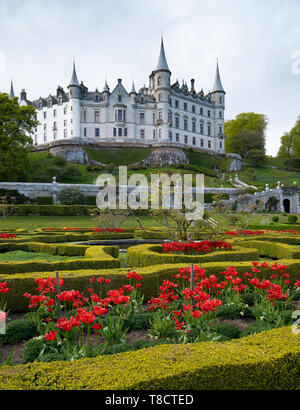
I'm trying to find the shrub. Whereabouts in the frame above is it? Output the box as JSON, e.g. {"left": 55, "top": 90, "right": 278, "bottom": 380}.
{"left": 217, "top": 304, "right": 242, "bottom": 319}
{"left": 0, "top": 319, "right": 37, "bottom": 346}
{"left": 61, "top": 165, "right": 82, "bottom": 183}
{"left": 216, "top": 323, "right": 240, "bottom": 339}
{"left": 85, "top": 196, "right": 97, "bottom": 206}
{"left": 129, "top": 313, "right": 154, "bottom": 331}
{"left": 272, "top": 216, "right": 279, "bottom": 223}
{"left": 22, "top": 337, "right": 45, "bottom": 364}
{"left": 58, "top": 187, "right": 85, "bottom": 205}
{"left": 0, "top": 189, "right": 31, "bottom": 204}
{"left": 288, "top": 215, "right": 298, "bottom": 224}
{"left": 0, "top": 327, "right": 299, "bottom": 390}
{"left": 39, "top": 353, "right": 65, "bottom": 363}
{"left": 36, "top": 196, "right": 53, "bottom": 205}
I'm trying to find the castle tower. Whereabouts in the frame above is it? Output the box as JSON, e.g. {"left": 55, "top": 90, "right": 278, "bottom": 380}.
{"left": 67, "top": 60, "right": 81, "bottom": 138}
{"left": 211, "top": 61, "right": 226, "bottom": 152}
{"left": 9, "top": 80, "right": 15, "bottom": 99}
{"left": 150, "top": 37, "right": 171, "bottom": 142}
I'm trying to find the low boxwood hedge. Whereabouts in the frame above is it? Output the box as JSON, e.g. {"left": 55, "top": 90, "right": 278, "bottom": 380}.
{"left": 126, "top": 244, "right": 259, "bottom": 267}
{"left": 0, "top": 242, "right": 120, "bottom": 275}
{"left": 2, "top": 259, "right": 300, "bottom": 312}
{"left": 235, "top": 240, "right": 300, "bottom": 260}
{"left": 0, "top": 327, "right": 299, "bottom": 390}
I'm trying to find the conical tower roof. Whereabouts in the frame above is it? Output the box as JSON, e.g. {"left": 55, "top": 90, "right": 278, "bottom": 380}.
{"left": 69, "top": 60, "right": 79, "bottom": 86}
{"left": 212, "top": 62, "right": 225, "bottom": 93}
{"left": 9, "top": 80, "right": 15, "bottom": 99}
{"left": 155, "top": 37, "right": 170, "bottom": 72}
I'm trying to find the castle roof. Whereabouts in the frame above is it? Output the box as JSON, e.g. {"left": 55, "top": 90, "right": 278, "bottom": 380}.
{"left": 69, "top": 60, "right": 80, "bottom": 87}
{"left": 155, "top": 37, "right": 170, "bottom": 72}
{"left": 212, "top": 62, "right": 225, "bottom": 93}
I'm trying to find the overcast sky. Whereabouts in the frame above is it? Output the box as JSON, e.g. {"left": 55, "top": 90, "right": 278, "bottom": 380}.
{"left": 1, "top": 0, "right": 300, "bottom": 156}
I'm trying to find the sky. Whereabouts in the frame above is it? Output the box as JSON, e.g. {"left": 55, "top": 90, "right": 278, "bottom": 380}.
{"left": 1, "top": 0, "right": 300, "bottom": 156}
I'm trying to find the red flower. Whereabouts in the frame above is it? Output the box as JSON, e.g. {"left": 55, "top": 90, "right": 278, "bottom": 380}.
{"left": 44, "top": 330, "right": 58, "bottom": 342}
{"left": 92, "top": 323, "right": 102, "bottom": 331}
{"left": 93, "top": 305, "right": 108, "bottom": 316}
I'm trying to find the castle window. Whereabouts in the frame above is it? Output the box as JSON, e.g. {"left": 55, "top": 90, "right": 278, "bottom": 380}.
{"left": 200, "top": 139, "right": 203, "bottom": 147}
{"left": 64, "top": 129, "right": 67, "bottom": 138}
{"left": 140, "top": 113, "right": 145, "bottom": 124}
{"left": 158, "top": 110, "right": 162, "bottom": 120}
{"left": 140, "top": 129, "right": 145, "bottom": 138}
{"left": 95, "top": 111, "right": 100, "bottom": 123}
{"left": 184, "top": 135, "right": 188, "bottom": 144}
{"left": 124, "top": 128, "right": 127, "bottom": 137}
{"left": 158, "top": 77, "right": 161, "bottom": 86}
{"left": 169, "top": 98, "right": 172, "bottom": 106}
{"left": 158, "top": 94, "right": 162, "bottom": 102}
{"left": 159, "top": 129, "right": 162, "bottom": 138}
{"left": 219, "top": 111, "right": 222, "bottom": 118}
{"left": 200, "top": 107, "right": 203, "bottom": 116}
{"left": 115, "top": 109, "right": 125, "bottom": 122}
{"left": 113, "top": 128, "right": 117, "bottom": 137}
{"left": 169, "top": 131, "right": 172, "bottom": 141}
{"left": 140, "top": 97, "right": 145, "bottom": 104}
{"left": 175, "top": 116, "right": 179, "bottom": 129}
{"left": 64, "top": 120, "right": 67, "bottom": 127}
{"left": 53, "top": 122, "right": 57, "bottom": 131}
{"left": 208, "top": 124, "right": 211, "bottom": 136}
{"left": 208, "top": 140, "right": 211, "bottom": 148}
{"left": 219, "top": 125, "right": 223, "bottom": 134}
{"left": 192, "top": 105, "right": 195, "bottom": 113}
{"left": 118, "top": 95, "right": 122, "bottom": 102}
{"left": 153, "top": 113, "right": 156, "bottom": 124}
{"left": 176, "top": 133, "right": 179, "bottom": 142}
{"left": 193, "top": 137, "right": 196, "bottom": 145}
{"left": 118, "top": 128, "right": 122, "bottom": 137}
{"left": 44, "top": 124, "right": 47, "bottom": 131}
{"left": 43, "top": 112, "right": 47, "bottom": 119}
{"left": 53, "top": 132, "right": 57, "bottom": 140}
{"left": 208, "top": 110, "right": 211, "bottom": 118}
{"left": 219, "top": 97, "right": 222, "bottom": 104}
{"left": 175, "top": 100, "right": 179, "bottom": 108}
{"left": 153, "top": 130, "right": 156, "bottom": 139}
{"left": 34, "top": 135, "right": 37, "bottom": 144}
{"left": 192, "top": 121, "right": 196, "bottom": 132}
{"left": 95, "top": 128, "right": 100, "bottom": 137}
{"left": 184, "top": 119, "right": 188, "bottom": 131}
{"left": 84, "top": 128, "right": 87, "bottom": 137}
{"left": 43, "top": 133, "right": 47, "bottom": 142}
{"left": 184, "top": 102, "right": 187, "bottom": 111}
{"left": 220, "top": 141, "right": 222, "bottom": 149}
{"left": 95, "top": 94, "right": 99, "bottom": 102}
{"left": 83, "top": 111, "right": 87, "bottom": 122}
{"left": 64, "top": 107, "right": 67, "bottom": 115}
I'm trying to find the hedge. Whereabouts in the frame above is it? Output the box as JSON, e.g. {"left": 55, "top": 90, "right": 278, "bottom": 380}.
{"left": 235, "top": 235, "right": 300, "bottom": 246}
{"left": 126, "top": 244, "right": 259, "bottom": 267}
{"left": 0, "top": 231, "right": 134, "bottom": 244}
{"left": 248, "top": 223, "right": 300, "bottom": 231}
{"left": 0, "top": 327, "right": 299, "bottom": 390}
{"left": 11, "top": 205, "right": 95, "bottom": 216}
{"left": 0, "top": 242, "right": 120, "bottom": 275}
{"left": 3, "top": 259, "right": 300, "bottom": 312}
{"left": 236, "top": 240, "right": 300, "bottom": 260}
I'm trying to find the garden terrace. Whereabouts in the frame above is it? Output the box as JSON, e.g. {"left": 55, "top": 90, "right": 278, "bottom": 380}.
{"left": 0, "top": 327, "right": 299, "bottom": 390}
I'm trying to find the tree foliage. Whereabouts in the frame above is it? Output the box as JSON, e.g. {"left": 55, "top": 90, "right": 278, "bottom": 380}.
{"left": 225, "top": 113, "right": 267, "bottom": 159}
{"left": 0, "top": 93, "right": 37, "bottom": 181}
{"left": 278, "top": 116, "right": 300, "bottom": 159}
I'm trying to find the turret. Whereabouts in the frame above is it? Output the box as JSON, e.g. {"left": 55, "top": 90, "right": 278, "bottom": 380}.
{"left": 210, "top": 61, "right": 226, "bottom": 153}
{"left": 151, "top": 36, "right": 171, "bottom": 141}
{"left": 67, "top": 60, "right": 81, "bottom": 138}
{"left": 129, "top": 81, "right": 137, "bottom": 105}
{"left": 9, "top": 80, "right": 15, "bottom": 99}
{"left": 103, "top": 80, "right": 110, "bottom": 105}
{"left": 210, "top": 61, "right": 225, "bottom": 106}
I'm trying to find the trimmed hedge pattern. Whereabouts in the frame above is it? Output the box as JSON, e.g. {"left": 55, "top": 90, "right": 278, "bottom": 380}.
{"left": 126, "top": 244, "right": 259, "bottom": 267}
{"left": 0, "top": 242, "right": 120, "bottom": 275}
{"left": 0, "top": 327, "right": 299, "bottom": 390}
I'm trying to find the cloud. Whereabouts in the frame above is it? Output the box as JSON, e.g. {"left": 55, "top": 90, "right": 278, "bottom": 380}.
{"left": 0, "top": 0, "right": 299, "bottom": 156}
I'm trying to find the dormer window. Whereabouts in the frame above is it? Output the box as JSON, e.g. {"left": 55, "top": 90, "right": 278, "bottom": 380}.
{"left": 118, "top": 95, "right": 122, "bottom": 102}
{"left": 140, "top": 97, "right": 145, "bottom": 104}
{"left": 95, "top": 94, "right": 99, "bottom": 102}
{"left": 58, "top": 96, "right": 62, "bottom": 105}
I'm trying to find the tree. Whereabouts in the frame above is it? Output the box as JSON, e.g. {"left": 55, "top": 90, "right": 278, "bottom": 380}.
{"left": 0, "top": 93, "right": 38, "bottom": 181}
{"left": 277, "top": 132, "right": 294, "bottom": 158}
{"left": 225, "top": 113, "right": 267, "bottom": 158}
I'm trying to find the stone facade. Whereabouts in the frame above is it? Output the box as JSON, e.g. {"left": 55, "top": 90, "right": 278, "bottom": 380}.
{"left": 16, "top": 38, "right": 226, "bottom": 155}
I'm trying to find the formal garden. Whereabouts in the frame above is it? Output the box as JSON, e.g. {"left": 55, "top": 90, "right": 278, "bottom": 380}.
{"left": 0, "top": 201, "right": 299, "bottom": 390}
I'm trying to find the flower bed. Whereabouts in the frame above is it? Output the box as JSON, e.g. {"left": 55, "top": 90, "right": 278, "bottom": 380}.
{"left": 162, "top": 240, "right": 232, "bottom": 255}
{"left": 0, "top": 233, "right": 17, "bottom": 239}
{"left": 0, "top": 261, "right": 299, "bottom": 388}
{"left": 126, "top": 243, "right": 258, "bottom": 267}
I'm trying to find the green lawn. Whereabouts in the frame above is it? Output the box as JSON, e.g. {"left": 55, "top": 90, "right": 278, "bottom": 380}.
{"left": 0, "top": 216, "right": 161, "bottom": 232}
{"left": 0, "top": 250, "right": 84, "bottom": 262}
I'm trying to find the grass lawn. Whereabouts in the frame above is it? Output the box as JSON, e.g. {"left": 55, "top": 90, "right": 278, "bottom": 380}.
{"left": 0, "top": 216, "right": 161, "bottom": 232}
{"left": 0, "top": 250, "right": 84, "bottom": 262}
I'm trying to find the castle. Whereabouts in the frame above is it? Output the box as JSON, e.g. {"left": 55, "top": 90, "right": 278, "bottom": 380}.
{"left": 10, "top": 38, "right": 226, "bottom": 153}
